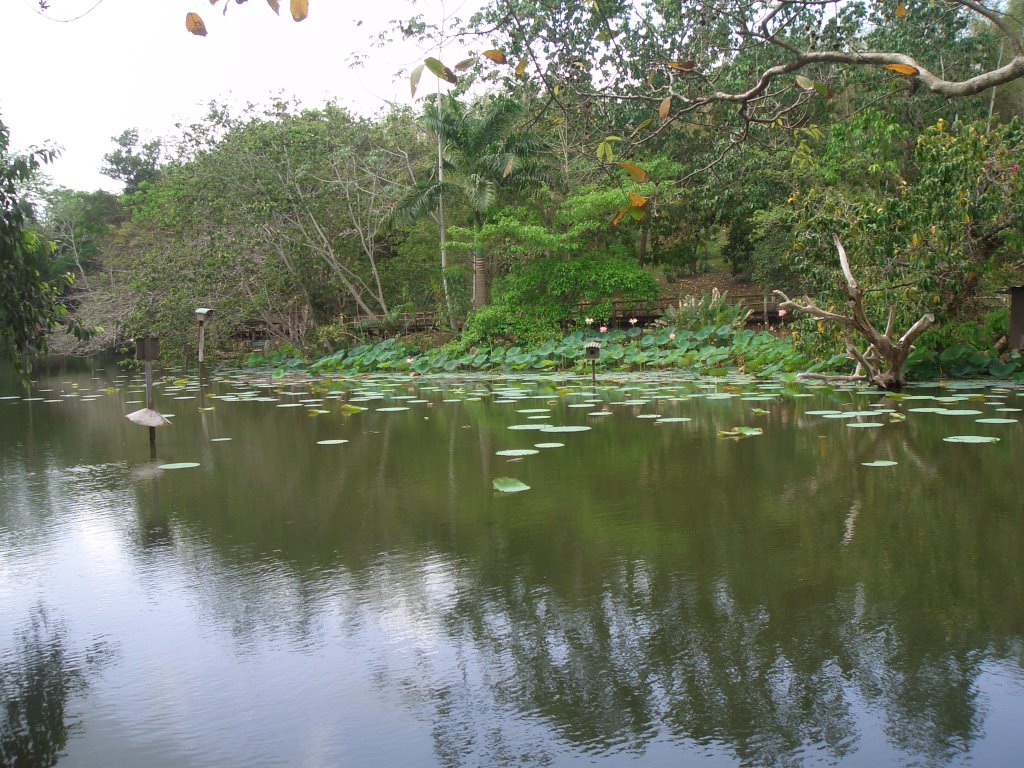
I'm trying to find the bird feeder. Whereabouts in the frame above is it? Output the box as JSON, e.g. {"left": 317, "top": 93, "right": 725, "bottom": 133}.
{"left": 584, "top": 341, "right": 601, "bottom": 360}
{"left": 135, "top": 335, "right": 160, "bottom": 361}
{"left": 195, "top": 308, "right": 214, "bottom": 363}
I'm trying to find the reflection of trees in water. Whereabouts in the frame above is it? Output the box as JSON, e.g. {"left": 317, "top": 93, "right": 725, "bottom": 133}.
{"left": 119, "top": 378, "right": 1021, "bottom": 766}
{"left": 437, "top": 566, "right": 986, "bottom": 767}
{"left": 0, "top": 607, "right": 113, "bottom": 768}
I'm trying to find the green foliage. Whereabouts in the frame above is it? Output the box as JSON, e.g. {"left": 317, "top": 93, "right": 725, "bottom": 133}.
{"left": 305, "top": 324, "right": 808, "bottom": 378}
{"left": 659, "top": 289, "right": 749, "bottom": 330}
{"left": 0, "top": 117, "right": 85, "bottom": 375}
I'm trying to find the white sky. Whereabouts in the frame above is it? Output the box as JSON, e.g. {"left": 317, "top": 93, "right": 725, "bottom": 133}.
{"left": 1, "top": 0, "right": 482, "bottom": 192}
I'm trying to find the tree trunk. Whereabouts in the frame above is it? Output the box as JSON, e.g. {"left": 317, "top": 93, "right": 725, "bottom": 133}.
{"left": 472, "top": 213, "right": 487, "bottom": 310}
{"left": 774, "top": 236, "right": 935, "bottom": 391}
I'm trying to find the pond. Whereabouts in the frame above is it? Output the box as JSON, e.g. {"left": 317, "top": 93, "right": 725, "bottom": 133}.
{"left": 1, "top": 357, "right": 1023, "bottom": 767}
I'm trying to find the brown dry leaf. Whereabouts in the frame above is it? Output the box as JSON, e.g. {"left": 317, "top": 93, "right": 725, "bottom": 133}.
{"left": 290, "top": 0, "right": 309, "bottom": 22}
{"left": 483, "top": 50, "right": 507, "bottom": 64}
{"left": 266, "top": 0, "right": 281, "bottom": 13}
{"left": 628, "top": 193, "right": 650, "bottom": 209}
{"left": 895, "top": 3, "right": 907, "bottom": 19}
{"left": 502, "top": 157, "right": 515, "bottom": 178}
{"left": 658, "top": 96, "right": 671, "bottom": 120}
{"left": 185, "top": 12, "right": 208, "bottom": 36}
{"left": 883, "top": 63, "right": 919, "bottom": 76}
{"left": 611, "top": 207, "right": 627, "bottom": 228}
{"left": 618, "top": 162, "right": 649, "bottom": 183}
{"left": 667, "top": 60, "right": 695, "bottom": 72}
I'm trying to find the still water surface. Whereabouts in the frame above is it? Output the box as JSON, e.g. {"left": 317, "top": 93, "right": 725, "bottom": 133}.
{"left": 1, "top": 358, "right": 1023, "bottom": 767}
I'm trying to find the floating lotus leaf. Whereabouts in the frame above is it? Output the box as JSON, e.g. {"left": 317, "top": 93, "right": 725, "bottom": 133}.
{"left": 718, "top": 426, "right": 762, "bottom": 438}
{"left": 539, "top": 425, "right": 592, "bottom": 433}
{"left": 804, "top": 410, "right": 841, "bottom": 416}
{"left": 317, "top": 439, "right": 350, "bottom": 445}
{"left": 493, "top": 477, "right": 531, "bottom": 493}
{"left": 158, "top": 462, "right": 200, "bottom": 470}
{"left": 340, "top": 404, "right": 367, "bottom": 414}
{"left": 496, "top": 449, "right": 540, "bottom": 457}
{"left": 376, "top": 407, "right": 410, "bottom": 412}
{"left": 862, "top": 460, "right": 898, "bottom": 467}
{"left": 975, "top": 418, "right": 1018, "bottom": 424}
{"left": 210, "top": 437, "right": 232, "bottom": 442}
{"left": 656, "top": 417, "right": 692, "bottom": 423}
{"left": 509, "top": 424, "right": 547, "bottom": 430}
{"left": 847, "top": 422, "right": 885, "bottom": 428}
{"left": 942, "top": 435, "right": 1001, "bottom": 443}
{"left": 533, "top": 442, "right": 565, "bottom": 449}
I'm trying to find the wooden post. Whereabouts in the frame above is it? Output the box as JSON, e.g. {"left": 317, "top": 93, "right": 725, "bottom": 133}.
{"left": 1010, "top": 286, "right": 1024, "bottom": 350}
{"left": 145, "top": 359, "right": 156, "bottom": 456}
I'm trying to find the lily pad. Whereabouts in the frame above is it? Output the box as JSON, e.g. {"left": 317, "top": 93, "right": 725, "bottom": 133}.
{"left": 317, "top": 439, "right": 350, "bottom": 445}
{"left": 158, "top": 462, "right": 200, "bottom": 470}
{"left": 862, "top": 460, "right": 898, "bottom": 467}
{"left": 942, "top": 435, "right": 1001, "bottom": 444}
{"left": 375, "top": 407, "right": 410, "bottom": 412}
{"left": 533, "top": 442, "right": 565, "bottom": 449}
{"left": 655, "top": 417, "right": 692, "bottom": 423}
{"left": 847, "top": 422, "right": 885, "bottom": 428}
{"left": 718, "top": 426, "right": 763, "bottom": 438}
{"left": 975, "top": 418, "right": 1018, "bottom": 424}
{"left": 210, "top": 437, "right": 233, "bottom": 442}
{"left": 493, "top": 477, "right": 530, "bottom": 493}
{"left": 496, "top": 449, "right": 540, "bottom": 457}
{"left": 539, "top": 425, "right": 592, "bottom": 433}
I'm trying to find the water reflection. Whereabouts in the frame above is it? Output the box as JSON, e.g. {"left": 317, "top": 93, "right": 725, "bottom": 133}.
{"left": 0, "top": 608, "right": 111, "bottom": 768}
{"left": 1, "top": 364, "right": 1022, "bottom": 765}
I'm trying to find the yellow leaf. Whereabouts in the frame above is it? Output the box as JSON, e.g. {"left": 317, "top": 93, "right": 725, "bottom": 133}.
{"left": 667, "top": 60, "right": 695, "bottom": 72}
{"left": 611, "top": 207, "right": 627, "bottom": 228}
{"left": 502, "top": 157, "right": 514, "bottom": 179}
{"left": 658, "top": 96, "right": 671, "bottom": 120}
{"left": 628, "top": 193, "right": 650, "bottom": 209}
{"left": 290, "top": 0, "right": 308, "bottom": 22}
{"left": 515, "top": 59, "right": 528, "bottom": 77}
{"left": 883, "top": 63, "right": 919, "bottom": 76}
{"left": 911, "top": 232, "right": 920, "bottom": 247}
{"left": 795, "top": 75, "right": 814, "bottom": 90}
{"left": 410, "top": 64, "right": 424, "bottom": 98}
{"left": 185, "top": 12, "right": 208, "bottom": 36}
{"left": 266, "top": 0, "right": 280, "bottom": 14}
{"left": 618, "top": 162, "right": 649, "bottom": 183}
{"left": 896, "top": 3, "right": 907, "bottom": 19}
{"left": 483, "top": 50, "right": 507, "bottom": 64}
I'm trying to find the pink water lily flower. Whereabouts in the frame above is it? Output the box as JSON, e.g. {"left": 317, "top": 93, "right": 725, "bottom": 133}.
{"left": 599, "top": 325, "right": 608, "bottom": 333}
{"left": 668, "top": 332, "right": 676, "bottom": 340}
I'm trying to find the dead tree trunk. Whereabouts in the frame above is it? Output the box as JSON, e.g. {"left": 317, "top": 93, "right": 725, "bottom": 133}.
{"left": 774, "top": 236, "right": 935, "bottom": 391}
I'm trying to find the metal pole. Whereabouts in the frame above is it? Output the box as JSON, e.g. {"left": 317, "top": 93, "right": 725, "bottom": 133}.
{"left": 591, "top": 359, "right": 596, "bottom": 387}
{"left": 198, "top": 320, "right": 206, "bottom": 364}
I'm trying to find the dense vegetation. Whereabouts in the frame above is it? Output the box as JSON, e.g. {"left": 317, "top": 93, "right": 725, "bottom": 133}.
{"left": 5, "top": 1, "right": 1024, "bottom": 383}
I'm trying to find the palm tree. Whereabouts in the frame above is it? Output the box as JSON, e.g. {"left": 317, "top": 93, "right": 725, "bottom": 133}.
{"left": 394, "top": 94, "right": 547, "bottom": 313}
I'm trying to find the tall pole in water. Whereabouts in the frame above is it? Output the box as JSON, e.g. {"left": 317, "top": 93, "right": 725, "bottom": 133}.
{"left": 145, "top": 357, "right": 156, "bottom": 457}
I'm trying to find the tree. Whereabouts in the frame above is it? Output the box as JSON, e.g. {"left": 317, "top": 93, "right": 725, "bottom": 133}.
{"left": 0, "top": 117, "right": 84, "bottom": 375}
{"left": 470, "top": 1, "right": 1023, "bottom": 137}
{"left": 394, "top": 94, "right": 548, "bottom": 310}
{"left": 101, "top": 129, "right": 161, "bottom": 196}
